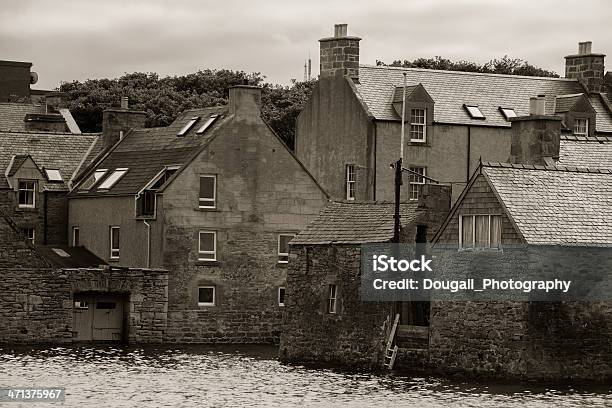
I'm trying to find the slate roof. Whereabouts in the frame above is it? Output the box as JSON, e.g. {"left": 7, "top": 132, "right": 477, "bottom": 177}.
{"left": 6, "top": 154, "right": 30, "bottom": 176}
{"left": 72, "top": 106, "right": 227, "bottom": 196}
{"left": 291, "top": 201, "right": 418, "bottom": 245}
{"left": 354, "top": 65, "right": 612, "bottom": 132}
{"left": 590, "top": 94, "right": 612, "bottom": 133}
{"left": 0, "top": 131, "right": 100, "bottom": 190}
{"left": 0, "top": 103, "right": 45, "bottom": 131}
{"left": 482, "top": 162, "right": 612, "bottom": 246}
{"left": 554, "top": 94, "right": 583, "bottom": 113}
{"left": 36, "top": 245, "right": 107, "bottom": 268}
{"left": 559, "top": 136, "right": 612, "bottom": 169}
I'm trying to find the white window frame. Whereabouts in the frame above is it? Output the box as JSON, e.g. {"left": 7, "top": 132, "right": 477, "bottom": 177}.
{"left": 278, "top": 287, "right": 286, "bottom": 306}
{"left": 459, "top": 214, "right": 502, "bottom": 250}
{"left": 18, "top": 180, "right": 36, "bottom": 208}
{"left": 199, "top": 175, "right": 217, "bottom": 209}
{"left": 345, "top": 164, "right": 355, "bottom": 201}
{"left": 409, "top": 167, "right": 426, "bottom": 201}
{"left": 197, "top": 286, "right": 216, "bottom": 307}
{"left": 464, "top": 104, "right": 485, "bottom": 119}
{"left": 409, "top": 108, "right": 427, "bottom": 142}
{"left": 277, "top": 233, "right": 295, "bottom": 264}
{"left": 109, "top": 226, "right": 120, "bottom": 260}
{"left": 328, "top": 284, "right": 337, "bottom": 314}
{"left": 44, "top": 168, "right": 63, "bottom": 182}
{"left": 177, "top": 117, "right": 199, "bottom": 136}
{"left": 80, "top": 169, "right": 108, "bottom": 191}
{"left": 98, "top": 168, "right": 128, "bottom": 190}
{"left": 72, "top": 227, "right": 80, "bottom": 247}
{"left": 499, "top": 107, "right": 517, "bottom": 121}
{"left": 574, "top": 118, "right": 589, "bottom": 136}
{"left": 198, "top": 231, "right": 217, "bottom": 261}
{"left": 196, "top": 115, "right": 219, "bottom": 134}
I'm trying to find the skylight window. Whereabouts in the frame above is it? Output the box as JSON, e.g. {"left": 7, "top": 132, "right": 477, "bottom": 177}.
{"left": 177, "top": 117, "right": 200, "bottom": 136}
{"left": 196, "top": 115, "right": 219, "bottom": 134}
{"left": 464, "top": 105, "right": 485, "bottom": 119}
{"left": 51, "top": 248, "right": 70, "bottom": 258}
{"left": 44, "top": 168, "right": 63, "bottom": 182}
{"left": 499, "top": 107, "right": 517, "bottom": 121}
{"left": 98, "top": 168, "right": 128, "bottom": 190}
{"left": 79, "top": 169, "right": 108, "bottom": 190}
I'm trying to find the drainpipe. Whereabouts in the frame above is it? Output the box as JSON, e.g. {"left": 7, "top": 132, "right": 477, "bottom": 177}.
{"left": 373, "top": 121, "right": 377, "bottom": 201}
{"left": 143, "top": 220, "right": 151, "bottom": 268}
{"left": 466, "top": 126, "right": 471, "bottom": 182}
{"left": 43, "top": 191, "right": 48, "bottom": 245}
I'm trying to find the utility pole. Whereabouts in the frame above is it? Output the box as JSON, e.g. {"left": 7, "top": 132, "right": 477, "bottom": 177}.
{"left": 393, "top": 73, "right": 407, "bottom": 243}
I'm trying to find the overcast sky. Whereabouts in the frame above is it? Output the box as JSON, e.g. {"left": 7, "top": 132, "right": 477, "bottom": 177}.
{"left": 1, "top": 0, "right": 610, "bottom": 89}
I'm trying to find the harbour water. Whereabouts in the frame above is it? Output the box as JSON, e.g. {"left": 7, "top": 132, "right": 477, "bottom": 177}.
{"left": 0, "top": 345, "right": 609, "bottom": 407}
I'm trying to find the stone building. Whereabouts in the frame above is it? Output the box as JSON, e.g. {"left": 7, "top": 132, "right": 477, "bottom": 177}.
{"left": 280, "top": 184, "right": 450, "bottom": 368}
{"left": 68, "top": 85, "right": 329, "bottom": 343}
{"left": 296, "top": 25, "right": 612, "bottom": 203}
{"left": 0, "top": 209, "right": 168, "bottom": 344}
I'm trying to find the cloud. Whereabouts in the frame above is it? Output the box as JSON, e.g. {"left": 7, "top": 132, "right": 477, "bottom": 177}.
{"left": 0, "top": 0, "right": 610, "bottom": 89}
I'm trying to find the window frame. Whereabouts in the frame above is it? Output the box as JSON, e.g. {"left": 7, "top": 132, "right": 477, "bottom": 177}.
{"left": 277, "top": 233, "right": 295, "bottom": 264}
{"left": 198, "top": 230, "right": 217, "bottom": 261}
{"left": 408, "top": 167, "right": 426, "bottom": 201}
{"left": 21, "top": 227, "right": 35, "bottom": 243}
{"left": 278, "top": 287, "right": 286, "bottom": 307}
{"left": 345, "top": 164, "right": 356, "bottom": 201}
{"left": 198, "top": 174, "right": 217, "bottom": 209}
{"left": 109, "top": 226, "right": 120, "bottom": 260}
{"left": 97, "top": 168, "right": 128, "bottom": 190}
{"left": 464, "top": 104, "right": 486, "bottom": 119}
{"left": 198, "top": 286, "right": 216, "bottom": 307}
{"left": 17, "top": 180, "right": 36, "bottom": 208}
{"left": 499, "top": 107, "right": 517, "bottom": 121}
{"left": 459, "top": 214, "right": 502, "bottom": 250}
{"left": 573, "top": 117, "right": 589, "bottom": 136}
{"left": 72, "top": 227, "right": 80, "bottom": 247}
{"left": 328, "top": 284, "right": 337, "bottom": 314}
{"left": 409, "top": 108, "right": 427, "bottom": 142}
{"left": 44, "top": 168, "right": 63, "bottom": 182}
{"left": 196, "top": 115, "right": 219, "bottom": 134}
{"left": 177, "top": 117, "right": 200, "bottom": 136}
{"left": 79, "top": 169, "right": 108, "bottom": 191}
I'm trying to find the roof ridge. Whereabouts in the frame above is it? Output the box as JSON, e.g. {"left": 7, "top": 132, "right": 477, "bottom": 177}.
{"left": 0, "top": 130, "right": 98, "bottom": 137}
{"left": 359, "top": 64, "right": 574, "bottom": 82}
{"left": 556, "top": 93, "right": 584, "bottom": 99}
{"left": 482, "top": 161, "right": 612, "bottom": 174}
{"left": 560, "top": 134, "right": 612, "bottom": 142}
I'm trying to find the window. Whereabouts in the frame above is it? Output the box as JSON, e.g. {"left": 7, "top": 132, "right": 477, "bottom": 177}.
{"left": 410, "top": 108, "right": 426, "bottom": 142}
{"left": 198, "top": 231, "right": 217, "bottom": 261}
{"left": 44, "top": 168, "right": 63, "bottom": 182}
{"left": 460, "top": 215, "right": 502, "bottom": 249}
{"left": 72, "top": 227, "right": 80, "bottom": 246}
{"left": 109, "top": 226, "right": 120, "bottom": 260}
{"left": 409, "top": 167, "right": 426, "bottom": 201}
{"left": 464, "top": 105, "right": 485, "bottom": 119}
{"left": 198, "top": 286, "right": 216, "bottom": 306}
{"left": 328, "top": 284, "right": 337, "bottom": 314}
{"left": 18, "top": 180, "right": 36, "bottom": 208}
{"left": 345, "top": 164, "right": 355, "bottom": 200}
{"left": 196, "top": 115, "right": 219, "bottom": 134}
{"left": 137, "top": 166, "right": 179, "bottom": 217}
{"left": 21, "top": 227, "right": 35, "bottom": 243}
{"left": 52, "top": 248, "right": 70, "bottom": 257}
{"left": 199, "top": 175, "right": 217, "bottom": 208}
{"left": 98, "top": 168, "right": 128, "bottom": 190}
{"left": 278, "top": 234, "right": 295, "bottom": 263}
{"left": 177, "top": 117, "right": 199, "bottom": 136}
{"left": 79, "top": 169, "right": 108, "bottom": 191}
{"left": 278, "top": 287, "right": 286, "bottom": 306}
{"left": 499, "top": 107, "right": 517, "bottom": 121}
{"left": 74, "top": 301, "right": 89, "bottom": 309}
{"left": 574, "top": 118, "right": 589, "bottom": 136}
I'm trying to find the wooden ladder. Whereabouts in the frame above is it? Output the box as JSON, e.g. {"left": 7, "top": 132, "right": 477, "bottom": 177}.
{"left": 384, "top": 314, "right": 400, "bottom": 370}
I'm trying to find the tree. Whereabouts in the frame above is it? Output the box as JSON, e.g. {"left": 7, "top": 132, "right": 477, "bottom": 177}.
{"left": 376, "top": 55, "right": 558, "bottom": 78}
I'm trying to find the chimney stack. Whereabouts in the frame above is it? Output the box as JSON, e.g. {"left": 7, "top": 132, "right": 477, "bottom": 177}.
{"left": 509, "top": 100, "right": 562, "bottom": 166}
{"left": 0, "top": 60, "right": 32, "bottom": 102}
{"left": 565, "top": 41, "right": 606, "bottom": 94}
{"left": 228, "top": 85, "right": 262, "bottom": 119}
{"left": 319, "top": 24, "right": 361, "bottom": 79}
{"left": 102, "top": 97, "right": 146, "bottom": 149}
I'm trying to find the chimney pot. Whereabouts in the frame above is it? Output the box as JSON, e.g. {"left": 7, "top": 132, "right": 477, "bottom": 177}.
{"left": 579, "top": 41, "right": 592, "bottom": 55}
{"left": 121, "top": 96, "right": 129, "bottom": 109}
{"left": 334, "top": 24, "right": 348, "bottom": 37}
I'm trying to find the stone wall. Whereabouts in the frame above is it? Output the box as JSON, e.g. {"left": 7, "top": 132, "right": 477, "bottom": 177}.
{"left": 0, "top": 264, "right": 169, "bottom": 344}
{"left": 279, "top": 245, "right": 392, "bottom": 368}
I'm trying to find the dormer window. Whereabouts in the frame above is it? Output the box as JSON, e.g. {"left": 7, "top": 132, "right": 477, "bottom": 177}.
{"left": 499, "top": 107, "right": 517, "bottom": 121}
{"left": 196, "top": 115, "right": 219, "bottom": 134}
{"left": 136, "top": 166, "right": 179, "bottom": 218}
{"left": 574, "top": 118, "right": 589, "bottom": 136}
{"left": 177, "top": 117, "right": 199, "bottom": 136}
{"left": 410, "top": 108, "right": 426, "bottom": 142}
{"left": 98, "top": 168, "right": 128, "bottom": 190}
{"left": 464, "top": 105, "right": 485, "bottom": 119}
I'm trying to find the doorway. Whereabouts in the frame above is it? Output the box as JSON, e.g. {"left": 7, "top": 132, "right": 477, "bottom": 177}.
{"left": 73, "top": 293, "right": 128, "bottom": 342}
